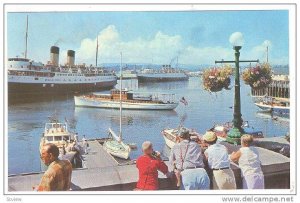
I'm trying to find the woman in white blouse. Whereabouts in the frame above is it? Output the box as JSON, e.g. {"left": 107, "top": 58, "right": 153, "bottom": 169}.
{"left": 230, "top": 134, "right": 265, "bottom": 189}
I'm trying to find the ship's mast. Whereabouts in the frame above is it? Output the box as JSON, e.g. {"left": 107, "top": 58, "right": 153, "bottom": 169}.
{"left": 266, "top": 46, "right": 269, "bottom": 63}
{"left": 95, "top": 36, "right": 99, "bottom": 67}
{"left": 25, "top": 15, "right": 28, "bottom": 59}
{"left": 119, "top": 52, "right": 123, "bottom": 141}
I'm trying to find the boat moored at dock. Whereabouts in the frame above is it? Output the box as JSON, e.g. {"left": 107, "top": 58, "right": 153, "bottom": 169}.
{"left": 39, "top": 121, "right": 73, "bottom": 151}
{"left": 103, "top": 128, "right": 131, "bottom": 160}
{"left": 161, "top": 127, "right": 203, "bottom": 149}
{"left": 74, "top": 89, "right": 179, "bottom": 110}
{"left": 39, "top": 119, "right": 83, "bottom": 168}
{"left": 254, "top": 96, "right": 290, "bottom": 114}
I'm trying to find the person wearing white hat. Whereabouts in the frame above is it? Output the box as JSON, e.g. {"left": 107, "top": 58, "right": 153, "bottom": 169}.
{"left": 203, "top": 131, "right": 236, "bottom": 190}
{"left": 230, "top": 134, "right": 264, "bottom": 189}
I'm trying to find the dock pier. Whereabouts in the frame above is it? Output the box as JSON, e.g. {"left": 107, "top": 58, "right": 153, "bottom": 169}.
{"left": 8, "top": 138, "right": 290, "bottom": 191}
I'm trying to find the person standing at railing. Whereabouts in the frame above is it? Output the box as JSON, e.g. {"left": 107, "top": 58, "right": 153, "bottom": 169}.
{"left": 230, "top": 134, "right": 265, "bottom": 189}
{"left": 203, "top": 131, "right": 236, "bottom": 189}
{"left": 35, "top": 143, "right": 72, "bottom": 191}
{"left": 169, "top": 128, "right": 210, "bottom": 190}
{"left": 135, "top": 141, "right": 169, "bottom": 190}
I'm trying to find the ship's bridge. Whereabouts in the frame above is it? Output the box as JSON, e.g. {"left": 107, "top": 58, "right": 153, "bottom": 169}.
{"left": 7, "top": 57, "right": 43, "bottom": 71}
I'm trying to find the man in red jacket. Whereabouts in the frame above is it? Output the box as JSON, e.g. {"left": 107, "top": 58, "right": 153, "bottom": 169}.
{"left": 136, "top": 141, "right": 169, "bottom": 190}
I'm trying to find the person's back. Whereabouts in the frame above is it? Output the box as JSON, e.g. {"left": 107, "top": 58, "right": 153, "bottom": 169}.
{"left": 230, "top": 134, "right": 264, "bottom": 189}
{"left": 203, "top": 131, "right": 236, "bottom": 190}
{"left": 136, "top": 155, "right": 168, "bottom": 190}
{"left": 171, "top": 140, "right": 204, "bottom": 170}
{"left": 169, "top": 129, "right": 209, "bottom": 190}
{"left": 38, "top": 159, "right": 72, "bottom": 191}
{"left": 206, "top": 143, "right": 229, "bottom": 169}
{"left": 136, "top": 141, "right": 168, "bottom": 190}
{"left": 239, "top": 146, "right": 263, "bottom": 177}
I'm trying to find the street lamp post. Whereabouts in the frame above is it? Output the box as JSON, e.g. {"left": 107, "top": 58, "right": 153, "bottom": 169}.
{"left": 215, "top": 46, "right": 259, "bottom": 144}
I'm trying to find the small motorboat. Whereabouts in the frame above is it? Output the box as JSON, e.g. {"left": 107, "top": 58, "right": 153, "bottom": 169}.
{"left": 162, "top": 121, "right": 264, "bottom": 149}
{"left": 211, "top": 121, "right": 264, "bottom": 140}
{"left": 39, "top": 118, "right": 83, "bottom": 168}
{"left": 161, "top": 127, "right": 204, "bottom": 149}
{"left": 254, "top": 96, "right": 289, "bottom": 114}
{"left": 40, "top": 120, "right": 73, "bottom": 152}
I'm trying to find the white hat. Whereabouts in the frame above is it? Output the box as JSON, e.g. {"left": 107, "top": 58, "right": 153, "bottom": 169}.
{"left": 203, "top": 131, "right": 217, "bottom": 142}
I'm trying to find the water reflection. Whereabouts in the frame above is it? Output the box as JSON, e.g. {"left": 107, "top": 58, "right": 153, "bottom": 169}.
{"left": 8, "top": 77, "right": 290, "bottom": 174}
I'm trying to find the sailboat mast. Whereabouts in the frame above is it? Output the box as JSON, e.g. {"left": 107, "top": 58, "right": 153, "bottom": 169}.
{"left": 95, "top": 36, "right": 99, "bottom": 67}
{"left": 119, "top": 52, "right": 123, "bottom": 140}
{"left": 25, "top": 15, "right": 28, "bottom": 59}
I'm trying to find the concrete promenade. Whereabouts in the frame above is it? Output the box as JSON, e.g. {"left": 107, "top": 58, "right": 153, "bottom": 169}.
{"left": 8, "top": 139, "right": 290, "bottom": 191}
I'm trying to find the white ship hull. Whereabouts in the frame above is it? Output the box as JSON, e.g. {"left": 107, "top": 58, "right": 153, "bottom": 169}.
{"left": 74, "top": 96, "right": 178, "bottom": 110}
{"left": 255, "top": 102, "right": 290, "bottom": 114}
{"left": 137, "top": 72, "right": 189, "bottom": 82}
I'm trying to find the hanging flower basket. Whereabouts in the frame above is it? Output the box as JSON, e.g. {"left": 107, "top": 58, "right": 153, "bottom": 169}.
{"left": 242, "top": 63, "right": 272, "bottom": 90}
{"left": 202, "top": 66, "right": 233, "bottom": 92}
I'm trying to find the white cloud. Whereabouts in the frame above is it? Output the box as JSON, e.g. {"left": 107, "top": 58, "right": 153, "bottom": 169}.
{"left": 245, "top": 40, "right": 272, "bottom": 63}
{"left": 60, "top": 26, "right": 287, "bottom": 66}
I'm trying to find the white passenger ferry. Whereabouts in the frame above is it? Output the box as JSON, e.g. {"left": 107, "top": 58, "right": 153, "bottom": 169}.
{"left": 137, "top": 65, "right": 189, "bottom": 82}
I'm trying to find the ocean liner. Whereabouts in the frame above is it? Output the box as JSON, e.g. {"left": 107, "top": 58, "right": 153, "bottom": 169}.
{"left": 8, "top": 17, "right": 117, "bottom": 96}
{"left": 137, "top": 65, "right": 189, "bottom": 82}
{"left": 8, "top": 47, "right": 117, "bottom": 95}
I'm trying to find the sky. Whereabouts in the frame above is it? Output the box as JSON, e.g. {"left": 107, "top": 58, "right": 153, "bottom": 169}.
{"left": 7, "top": 11, "right": 289, "bottom": 66}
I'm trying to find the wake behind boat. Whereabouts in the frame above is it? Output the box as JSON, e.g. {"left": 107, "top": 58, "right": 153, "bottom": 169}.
{"left": 74, "top": 89, "right": 179, "bottom": 110}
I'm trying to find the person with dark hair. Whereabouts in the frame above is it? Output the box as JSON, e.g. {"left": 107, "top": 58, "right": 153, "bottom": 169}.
{"left": 203, "top": 131, "right": 236, "bottom": 189}
{"left": 169, "top": 128, "right": 210, "bottom": 190}
{"left": 37, "top": 143, "right": 72, "bottom": 191}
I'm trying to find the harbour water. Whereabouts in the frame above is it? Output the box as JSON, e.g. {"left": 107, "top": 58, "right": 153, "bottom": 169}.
{"left": 8, "top": 77, "right": 289, "bottom": 175}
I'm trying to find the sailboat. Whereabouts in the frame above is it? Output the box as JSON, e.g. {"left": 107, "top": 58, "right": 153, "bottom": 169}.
{"left": 103, "top": 52, "right": 131, "bottom": 160}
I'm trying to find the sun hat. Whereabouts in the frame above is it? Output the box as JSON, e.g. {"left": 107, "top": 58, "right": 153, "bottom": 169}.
{"left": 203, "top": 131, "right": 217, "bottom": 142}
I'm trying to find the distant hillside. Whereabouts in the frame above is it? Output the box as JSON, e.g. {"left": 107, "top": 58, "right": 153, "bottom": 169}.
{"left": 101, "top": 63, "right": 289, "bottom": 75}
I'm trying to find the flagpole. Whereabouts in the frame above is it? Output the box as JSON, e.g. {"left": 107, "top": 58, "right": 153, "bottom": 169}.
{"left": 119, "top": 52, "right": 123, "bottom": 141}
{"left": 25, "top": 15, "right": 28, "bottom": 59}
{"left": 96, "top": 36, "right": 99, "bottom": 67}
